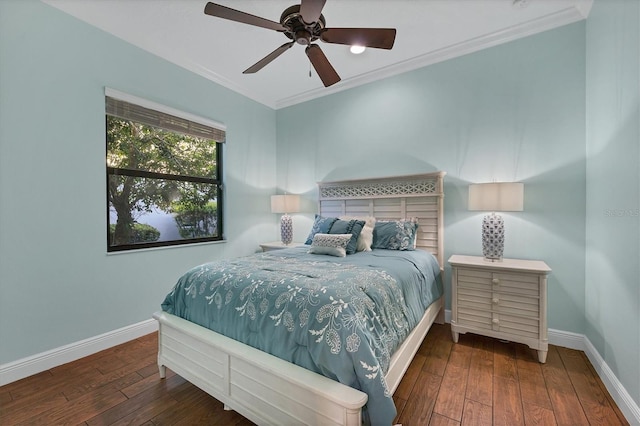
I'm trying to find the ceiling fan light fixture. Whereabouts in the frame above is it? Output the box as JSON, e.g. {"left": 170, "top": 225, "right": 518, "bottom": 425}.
{"left": 295, "top": 30, "right": 312, "bottom": 45}
{"left": 204, "top": 1, "right": 396, "bottom": 87}
{"left": 350, "top": 45, "right": 366, "bottom": 54}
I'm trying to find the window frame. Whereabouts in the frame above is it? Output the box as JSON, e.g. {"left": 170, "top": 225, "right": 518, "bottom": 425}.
{"left": 105, "top": 88, "right": 225, "bottom": 252}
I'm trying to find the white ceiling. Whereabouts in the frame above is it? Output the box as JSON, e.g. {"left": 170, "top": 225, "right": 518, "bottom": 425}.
{"left": 42, "top": 0, "right": 592, "bottom": 109}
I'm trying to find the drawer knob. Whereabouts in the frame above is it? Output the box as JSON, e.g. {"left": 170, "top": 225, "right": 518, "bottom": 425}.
{"left": 492, "top": 298, "right": 499, "bottom": 304}
{"left": 492, "top": 278, "right": 500, "bottom": 285}
{"left": 492, "top": 318, "right": 499, "bottom": 324}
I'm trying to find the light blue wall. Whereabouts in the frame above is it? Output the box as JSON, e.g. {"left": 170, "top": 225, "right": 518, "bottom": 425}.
{"left": 277, "top": 23, "right": 587, "bottom": 334}
{"left": 585, "top": 0, "right": 640, "bottom": 408}
{"left": 0, "top": 1, "right": 277, "bottom": 364}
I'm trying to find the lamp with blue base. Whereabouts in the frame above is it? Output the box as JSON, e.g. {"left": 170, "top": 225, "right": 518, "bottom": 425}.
{"left": 468, "top": 182, "right": 524, "bottom": 261}
{"left": 271, "top": 194, "right": 301, "bottom": 245}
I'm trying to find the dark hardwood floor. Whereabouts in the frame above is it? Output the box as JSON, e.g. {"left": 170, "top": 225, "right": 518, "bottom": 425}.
{"left": 0, "top": 323, "right": 629, "bottom": 425}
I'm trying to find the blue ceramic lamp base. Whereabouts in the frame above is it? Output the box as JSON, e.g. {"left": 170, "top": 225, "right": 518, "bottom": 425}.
{"left": 482, "top": 212, "right": 504, "bottom": 261}
{"left": 280, "top": 214, "right": 293, "bottom": 245}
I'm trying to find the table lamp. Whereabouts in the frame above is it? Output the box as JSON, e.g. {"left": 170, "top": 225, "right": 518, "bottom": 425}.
{"left": 271, "top": 194, "right": 301, "bottom": 245}
{"left": 468, "top": 182, "right": 524, "bottom": 261}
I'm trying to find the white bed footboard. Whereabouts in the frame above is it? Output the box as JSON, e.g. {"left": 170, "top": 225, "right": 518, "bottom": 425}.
{"left": 153, "top": 311, "right": 367, "bottom": 426}
{"left": 153, "top": 295, "right": 443, "bottom": 426}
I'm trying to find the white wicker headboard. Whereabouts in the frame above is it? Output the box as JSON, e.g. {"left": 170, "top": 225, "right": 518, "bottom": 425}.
{"left": 318, "top": 172, "right": 446, "bottom": 268}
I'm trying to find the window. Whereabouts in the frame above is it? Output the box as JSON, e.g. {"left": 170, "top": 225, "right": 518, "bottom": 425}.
{"left": 106, "top": 89, "right": 225, "bottom": 252}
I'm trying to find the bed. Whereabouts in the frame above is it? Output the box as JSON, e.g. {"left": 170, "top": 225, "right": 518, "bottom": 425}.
{"left": 153, "top": 172, "right": 446, "bottom": 425}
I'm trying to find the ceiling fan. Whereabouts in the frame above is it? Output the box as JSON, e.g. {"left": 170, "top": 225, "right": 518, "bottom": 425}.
{"left": 203, "top": 0, "right": 396, "bottom": 87}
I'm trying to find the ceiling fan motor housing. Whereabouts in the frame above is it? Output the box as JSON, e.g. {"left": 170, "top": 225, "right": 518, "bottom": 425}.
{"left": 280, "top": 5, "right": 325, "bottom": 45}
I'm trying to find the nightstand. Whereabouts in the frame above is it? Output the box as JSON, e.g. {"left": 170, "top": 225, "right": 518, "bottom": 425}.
{"left": 259, "top": 241, "right": 305, "bottom": 252}
{"left": 448, "top": 255, "right": 552, "bottom": 363}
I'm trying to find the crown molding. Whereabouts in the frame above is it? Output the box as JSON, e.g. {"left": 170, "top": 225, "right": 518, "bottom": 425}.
{"left": 180, "top": 58, "right": 278, "bottom": 109}
{"left": 275, "top": 2, "right": 592, "bottom": 110}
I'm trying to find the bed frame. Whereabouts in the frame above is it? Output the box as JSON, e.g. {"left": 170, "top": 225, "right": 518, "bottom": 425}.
{"left": 154, "top": 172, "right": 446, "bottom": 425}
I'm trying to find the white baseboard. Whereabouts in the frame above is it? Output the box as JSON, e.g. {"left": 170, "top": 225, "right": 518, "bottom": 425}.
{"left": 444, "top": 308, "right": 451, "bottom": 324}
{"left": 0, "top": 319, "right": 158, "bottom": 386}
{"left": 443, "top": 310, "right": 639, "bottom": 424}
{"left": 583, "top": 338, "right": 640, "bottom": 425}
{"left": 548, "top": 327, "right": 586, "bottom": 351}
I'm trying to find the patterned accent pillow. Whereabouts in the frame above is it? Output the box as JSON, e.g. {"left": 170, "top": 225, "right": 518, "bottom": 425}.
{"left": 328, "top": 219, "right": 366, "bottom": 255}
{"left": 304, "top": 215, "right": 338, "bottom": 245}
{"left": 372, "top": 218, "right": 419, "bottom": 251}
{"left": 340, "top": 216, "right": 376, "bottom": 252}
{"left": 308, "top": 233, "right": 353, "bottom": 257}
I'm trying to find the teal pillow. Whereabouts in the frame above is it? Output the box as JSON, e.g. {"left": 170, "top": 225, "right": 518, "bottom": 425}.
{"left": 328, "top": 219, "right": 365, "bottom": 255}
{"left": 372, "top": 219, "right": 419, "bottom": 251}
{"left": 305, "top": 215, "right": 338, "bottom": 245}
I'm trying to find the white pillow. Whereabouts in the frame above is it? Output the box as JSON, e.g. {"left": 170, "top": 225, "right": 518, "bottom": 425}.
{"left": 308, "top": 233, "right": 352, "bottom": 257}
{"left": 340, "top": 216, "right": 376, "bottom": 252}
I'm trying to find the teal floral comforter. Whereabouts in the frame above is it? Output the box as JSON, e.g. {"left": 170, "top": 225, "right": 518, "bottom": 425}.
{"left": 161, "top": 247, "right": 442, "bottom": 425}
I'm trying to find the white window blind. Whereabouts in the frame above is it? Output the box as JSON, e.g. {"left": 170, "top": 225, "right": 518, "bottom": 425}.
{"left": 105, "top": 88, "right": 226, "bottom": 143}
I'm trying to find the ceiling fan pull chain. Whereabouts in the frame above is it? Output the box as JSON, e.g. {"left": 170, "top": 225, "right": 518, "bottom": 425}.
{"left": 309, "top": 63, "right": 312, "bottom": 78}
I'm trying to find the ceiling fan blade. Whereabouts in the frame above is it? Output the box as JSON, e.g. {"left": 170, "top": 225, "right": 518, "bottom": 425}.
{"left": 204, "top": 2, "right": 285, "bottom": 32}
{"left": 243, "top": 42, "right": 295, "bottom": 74}
{"left": 299, "top": 0, "right": 326, "bottom": 24}
{"left": 321, "top": 28, "right": 396, "bottom": 49}
{"left": 305, "top": 44, "right": 340, "bottom": 87}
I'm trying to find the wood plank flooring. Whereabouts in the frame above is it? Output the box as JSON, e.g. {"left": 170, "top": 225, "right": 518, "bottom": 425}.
{"left": 0, "top": 323, "right": 629, "bottom": 425}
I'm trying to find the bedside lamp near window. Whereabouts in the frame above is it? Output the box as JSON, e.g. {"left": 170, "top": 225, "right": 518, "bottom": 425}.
{"left": 468, "top": 182, "right": 524, "bottom": 261}
{"left": 271, "top": 194, "right": 301, "bottom": 245}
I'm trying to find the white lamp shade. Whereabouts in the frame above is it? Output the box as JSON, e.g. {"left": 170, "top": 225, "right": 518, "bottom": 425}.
{"left": 468, "top": 182, "right": 524, "bottom": 212}
{"left": 271, "top": 194, "right": 301, "bottom": 214}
